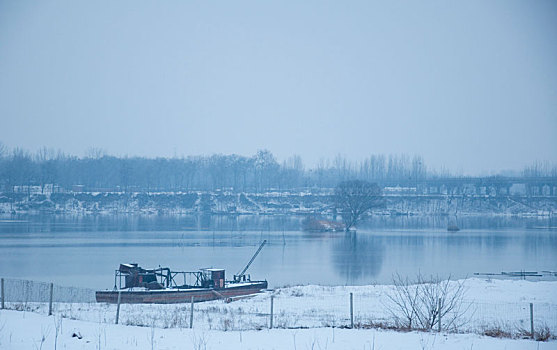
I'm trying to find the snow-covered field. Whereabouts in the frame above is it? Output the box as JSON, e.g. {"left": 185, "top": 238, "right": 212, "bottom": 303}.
{"left": 2, "top": 310, "right": 555, "bottom": 350}
{"left": 1, "top": 278, "right": 556, "bottom": 349}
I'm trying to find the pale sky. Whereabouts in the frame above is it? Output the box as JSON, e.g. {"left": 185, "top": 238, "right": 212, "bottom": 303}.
{"left": 0, "top": 0, "right": 556, "bottom": 174}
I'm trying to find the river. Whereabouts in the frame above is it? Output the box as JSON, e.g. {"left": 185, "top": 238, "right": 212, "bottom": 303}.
{"left": 0, "top": 214, "right": 556, "bottom": 289}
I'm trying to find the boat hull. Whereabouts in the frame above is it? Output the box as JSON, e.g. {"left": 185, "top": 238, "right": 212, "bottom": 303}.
{"left": 95, "top": 281, "right": 268, "bottom": 304}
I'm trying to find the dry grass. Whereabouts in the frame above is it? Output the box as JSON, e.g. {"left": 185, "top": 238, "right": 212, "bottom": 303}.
{"left": 482, "top": 324, "right": 555, "bottom": 342}
{"left": 534, "top": 325, "right": 555, "bottom": 342}
{"left": 352, "top": 320, "right": 412, "bottom": 332}
{"left": 482, "top": 326, "right": 513, "bottom": 339}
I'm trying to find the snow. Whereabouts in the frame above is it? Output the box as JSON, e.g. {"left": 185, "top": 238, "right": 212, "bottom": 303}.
{"left": 1, "top": 310, "right": 554, "bottom": 350}
{"left": 1, "top": 278, "right": 556, "bottom": 349}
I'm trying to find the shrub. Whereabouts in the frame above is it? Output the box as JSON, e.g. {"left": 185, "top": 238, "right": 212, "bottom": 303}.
{"left": 384, "top": 273, "right": 468, "bottom": 331}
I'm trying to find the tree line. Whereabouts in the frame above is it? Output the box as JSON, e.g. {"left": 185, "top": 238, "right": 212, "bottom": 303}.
{"left": 0, "top": 143, "right": 554, "bottom": 193}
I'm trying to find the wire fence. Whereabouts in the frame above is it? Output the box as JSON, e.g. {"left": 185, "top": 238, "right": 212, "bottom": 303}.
{"left": 1, "top": 278, "right": 556, "bottom": 340}
{"left": 1, "top": 278, "right": 95, "bottom": 303}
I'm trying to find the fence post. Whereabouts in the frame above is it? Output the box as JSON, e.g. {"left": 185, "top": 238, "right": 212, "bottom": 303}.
{"left": 270, "top": 295, "right": 274, "bottom": 329}
{"left": 48, "top": 283, "right": 54, "bottom": 316}
{"left": 1, "top": 278, "right": 4, "bottom": 309}
{"left": 438, "top": 298, "right": 442, "bottom": 332}
{"left": 115, "top": 290, "right": 121, "bottom": 324}
{"left": 530, "top": 303, "right": 534, "bottom": 339}
{"left": 350, "top": 292, "right": 354, "bottom": 329}
{"left": 189, "top": 297, "right": 194, "bottom": 329}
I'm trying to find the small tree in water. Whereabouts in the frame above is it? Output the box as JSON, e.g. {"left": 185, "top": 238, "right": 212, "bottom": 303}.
{"left": 335, "top": 180, "right": 383, "bottom": 231}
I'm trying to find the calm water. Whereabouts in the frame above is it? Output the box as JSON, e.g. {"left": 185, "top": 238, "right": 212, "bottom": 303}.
{"left": 0, "top": 214, "right": 556, "bottom": 289}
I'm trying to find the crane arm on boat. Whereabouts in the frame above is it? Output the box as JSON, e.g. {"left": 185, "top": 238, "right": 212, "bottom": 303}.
{"left": 234, "top": 240, "right": 267, "bottom": 282}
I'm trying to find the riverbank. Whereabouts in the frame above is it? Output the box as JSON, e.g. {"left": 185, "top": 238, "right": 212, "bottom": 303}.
{"left": 0, "top": 278, "right": 555, "bottom": 349}
{"left": 1, "top": 190, "right": 556, "bottom": 216}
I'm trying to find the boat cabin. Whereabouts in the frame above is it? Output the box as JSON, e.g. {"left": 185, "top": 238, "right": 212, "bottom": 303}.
{"left": 201, "top": 268, "right": 225, "bottom": 289}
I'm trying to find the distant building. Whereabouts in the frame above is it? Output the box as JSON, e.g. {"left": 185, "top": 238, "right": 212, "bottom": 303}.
{"left": 72, "top": 185, "right": 85, "bottom": 193}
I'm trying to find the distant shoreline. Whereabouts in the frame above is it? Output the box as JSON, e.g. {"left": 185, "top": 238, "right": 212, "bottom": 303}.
{"left": 1, "top": 190, "right": 556, "bottom": 216}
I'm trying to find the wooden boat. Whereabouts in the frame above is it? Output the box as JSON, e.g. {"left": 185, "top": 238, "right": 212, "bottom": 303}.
{"left": 96, "top": 241, "right": 268, "bottom": 304}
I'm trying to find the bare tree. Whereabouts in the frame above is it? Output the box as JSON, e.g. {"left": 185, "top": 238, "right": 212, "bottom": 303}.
{"left": 6, "top": 148, "right": 34, "bottom": 194}
{"left": 384, "top": 274, "right": 421, "bottom": 329}
{"left": 335, "top": 180, "right": 383, "bottom": 231}
{"left": 385, "top": 273, "right": 468, "bottom": 331}
{"left": 85, "top": 147, "right": 106, "bottom": 159}
{"left": 0, "top": 141, "right": 7, "bottom": 159}
{"left": 36, "top": 147, "right": 57, "bottom": 194}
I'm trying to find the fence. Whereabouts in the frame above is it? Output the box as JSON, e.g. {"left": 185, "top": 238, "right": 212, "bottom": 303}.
{"left": 1, "top": 278, "right": 556, "bottom": 339}
{"left": 1, "top": 278, "right": 95, "bottom": 303}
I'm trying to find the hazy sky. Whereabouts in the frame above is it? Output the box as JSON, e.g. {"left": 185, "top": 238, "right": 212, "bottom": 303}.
{"left": 0, "top": 0, "right": 556, "bottom": 174}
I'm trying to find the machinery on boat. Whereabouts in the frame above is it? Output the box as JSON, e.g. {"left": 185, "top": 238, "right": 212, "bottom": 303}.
{"left": 96, "top": 240, "right": 268, "bottom": 304}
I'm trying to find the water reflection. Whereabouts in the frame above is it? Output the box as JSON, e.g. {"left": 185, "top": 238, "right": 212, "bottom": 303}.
{"left": 2, "top": 213, "right": 556, "bottom": 234}
{"left": 358, "top": 215, "right": 557, "bottom": 231}
{"left": 332, "top": 232, "right": 385, "bottom": 283}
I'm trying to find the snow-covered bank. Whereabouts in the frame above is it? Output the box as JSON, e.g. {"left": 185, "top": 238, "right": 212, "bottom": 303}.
{"left": 2, "top": 190, "right": 556, "bottom": 215}
{"left": 1, "top": 278, "right": 556, "bottom": 349}
{"left": 0, "top": 309, "right": 554, "bottom": 350}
